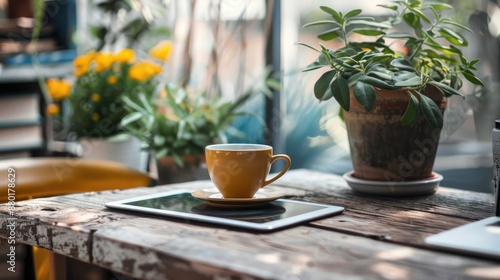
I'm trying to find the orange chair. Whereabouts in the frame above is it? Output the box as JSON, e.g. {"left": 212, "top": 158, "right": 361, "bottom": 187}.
{"left": 0, "top": 157, "right": 153, "bottom": 280}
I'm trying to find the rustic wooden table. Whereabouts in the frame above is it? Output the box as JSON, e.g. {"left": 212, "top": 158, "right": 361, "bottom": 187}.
{"left": 1, "top": 169, "right": 499, "bottom": 279}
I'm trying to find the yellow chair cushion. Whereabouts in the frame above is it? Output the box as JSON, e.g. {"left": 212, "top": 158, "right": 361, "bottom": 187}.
{"left": 0, "top": 157, "right": 152, "bottom": 203}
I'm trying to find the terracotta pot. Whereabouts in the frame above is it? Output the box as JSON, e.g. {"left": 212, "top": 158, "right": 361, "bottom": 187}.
{"left": 155, "top": 154, "right": 210, "bottom": 185}
{"left": 343, "top": 87, "right": 447, "bottom": 181}
{"left": 7, "top": 0, "right": 34, "bottom": 18}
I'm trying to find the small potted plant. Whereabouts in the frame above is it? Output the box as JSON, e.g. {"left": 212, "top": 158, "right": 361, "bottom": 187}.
{"left": 300, "top": 1, "right": 483, "bottom": 195}
{"left": 46, "top": 41, "right": 173, "bottom": 171}
{"left": 120, "top": 82, "right": 262, "bottom": 184}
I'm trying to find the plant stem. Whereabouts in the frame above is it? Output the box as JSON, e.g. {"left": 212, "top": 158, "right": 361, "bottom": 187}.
{"left": 409, "top": 17, "right": 438, "bottom": 62}
{"left": 342, "top": 22, "right": 348, "bottom": 46}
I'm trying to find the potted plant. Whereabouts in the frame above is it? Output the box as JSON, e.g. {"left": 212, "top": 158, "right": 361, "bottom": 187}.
{"left": 120, "top": 82, "right": 262, "bottom": 184}
{"left": 45, "top": 41, "right": 173, "bottom": 171}
{"left": 300, "top": 1, "right": 483, "bottom": 195}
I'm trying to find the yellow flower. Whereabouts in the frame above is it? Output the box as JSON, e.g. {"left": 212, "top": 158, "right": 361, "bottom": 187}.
{"left": 94, "top": 52, "right": 115, "bottom": 73}
{"left": 92, "top": 113, "right": 99, "bottom": 121}
{"left": 74, "top": 65, "right": 89, "bottom": 77}
{"left": 73, "top": 51, "right": 94, "bottom": 77}
{"left": 107, "top": 76, "right": 118, "bottom": 84}
{"left": 47, "top": 104, "right": 59, "bottom": 115}
{"left": 128, "top": 61, "right": 162, "bottom": 82}
{"left": 115, "top": 49, "right": 135, "bottom": 63}
{"left": 149, "top": 40, "right": 173, "bottom": 61}
{"left": 46, "top": 78, "right": 71, "bottom": 101}
{"left": 91, "top": 93, "right": 101, "bottom": 102}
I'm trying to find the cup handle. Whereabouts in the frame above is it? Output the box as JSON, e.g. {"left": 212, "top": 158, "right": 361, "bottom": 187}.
{"left": 262, "top": 154, "right": 291, "bottom": 188}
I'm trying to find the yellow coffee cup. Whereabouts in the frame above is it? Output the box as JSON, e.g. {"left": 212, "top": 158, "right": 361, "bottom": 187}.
{"left": 205, "top": 144, "right": 291, "bottom": 198}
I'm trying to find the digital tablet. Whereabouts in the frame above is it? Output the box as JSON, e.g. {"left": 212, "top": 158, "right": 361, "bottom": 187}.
{"left": 425, "top": 216, "right": 500, "bottom": 260}
{"left": 105, "top": 189, "right": 344, "bottom": 231}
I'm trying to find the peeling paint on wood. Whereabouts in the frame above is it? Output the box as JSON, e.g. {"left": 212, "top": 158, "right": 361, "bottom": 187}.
{"left": 0, "top": 169, "right": 498, "bottom": 279}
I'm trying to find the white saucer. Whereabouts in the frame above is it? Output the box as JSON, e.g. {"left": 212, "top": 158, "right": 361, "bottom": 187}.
{"left": 191, "top": 188, "right": 285, "bottom": 208}
{"left": 342, "top": 171, "right": 443, "bottom": 197}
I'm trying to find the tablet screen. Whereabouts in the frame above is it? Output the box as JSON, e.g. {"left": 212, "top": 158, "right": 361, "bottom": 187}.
{"left": 105, "top": 189, "right": 344, "bottom": 231}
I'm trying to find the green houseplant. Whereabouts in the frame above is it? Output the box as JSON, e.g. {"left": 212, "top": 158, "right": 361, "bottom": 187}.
{"left": 301, "top": 0, "right": 483, "bottom": 194}
{"left": 120, "top": 83, "right": 260, "bottom": 184}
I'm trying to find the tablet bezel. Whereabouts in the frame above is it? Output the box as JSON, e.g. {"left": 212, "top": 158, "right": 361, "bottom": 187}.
{"left": 104, "top": 189, "right": 344, "bottom": 231}
{"left": 425, "top": 216, "right": 500, "bottom": 260}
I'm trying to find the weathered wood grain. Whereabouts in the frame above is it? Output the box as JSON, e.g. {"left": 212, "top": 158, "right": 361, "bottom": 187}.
{"left": 0, "top": 169, "right": 499, "bottom": 279}
{"left": 275, "top": 169, "right": 495, "bottom": 245}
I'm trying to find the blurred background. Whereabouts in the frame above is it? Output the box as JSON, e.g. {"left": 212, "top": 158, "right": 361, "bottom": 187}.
{"left": 0, "top": 0, "right": 499, "bottom": 193}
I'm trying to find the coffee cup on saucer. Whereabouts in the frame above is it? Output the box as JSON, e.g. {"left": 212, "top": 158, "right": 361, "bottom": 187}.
{"left": 205, "top": 144, "right": 291, "bottom": 198}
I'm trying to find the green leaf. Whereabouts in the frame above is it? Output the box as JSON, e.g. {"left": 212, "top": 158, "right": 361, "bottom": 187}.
{"left": 393, "top": 71, "right": 419, "bottom": 82}
{"left": 358, "top": 75, "right": 396, "bottom": 90}
{"left": 318, "top": 28, "right": 341, "bottom": 41}
{"left": 352, "top": 29, "right": 386, "bottom": 36}
{"left": 346, "top": 16, "right": 375, "bottom": 22}
{"left": 426, "top": 2, "right": 453, "bottom": 11}
{"left": 403, "top": 12, "right": 421, "bottom": 28}
{"left": 192, "top": 134, "right": 211, "bottom": 146}
{"left": 177, "top": 120, "right": 186, "bottom": 140}
{"left": 428, "top": 81, "right": 464, "bottom": 97}
{"left": 302, "top": 61, "right": 323, "bottom": 72}
{"left": 320, "top": 6, "right": 343, "bottom": 23}
{"left": 404, "top": 37, "right": 422, "bottom": 48}
{"left": 346, "top": 20, "right": 391, "bottom": 29}
{"left": 153, "top": 135, "right": 166, "bottom": 147}
{"left": 449, "top": 75, "right": 459, "bottom": 91}
{"left": 424, "top": 41, "right": 462, "bottom": 55}
{"left": 390, "top": 58, "right": 415, "bottom": 71}
{"left": 139, "top": 93, "right": 153, "bottom": 113}
{"left": 353, "top": 82, "right": 376, "bottom": 111}
{"left": 146, "top": 115, "right": 154, "bottom": 131}
{"left": 439, "top": 27, "right": 468, "bottom": 46}
{"left": 172, "top": 153, "right": 184, "bottom": 168}
{"left": 302, "top": 61, "right": 325, "bottom": 72}
{"left": 394, "top": 76, "right": 421, "bottom": 87}
{"left": 368, "top": 70, "right": 393, "bottom": 81}
{"left": 419, "top": 93, "right": 443, "bottom": 129}
{"left": 427, "top": 28, "right": 438, "bottom": 39}
{"left": 406, "top": 5, "right": 431, "bottom": 23}
{"left": 345, "top": 9, "right": 362, "bottom": 18}
{"left": 295, "top": 42, "right": 320, "bottom": 53}
{"left": 469, "top": 58, "right": 480, "bottom": 68}
{"left": 347, "top": 72, "right": 362, "bottom": 87}
{"left": 335, "top": 48, "right": 357, "bottom": 57}
{"left": 370, "top": 54, "right": 394, "bottom": 63}
{"left": 377, "top": 4, "right": 398, "bottom": 10}
{"left": 332, "top": 58, "right": 357, "bottom": 71}
{"left": 401, "top": 92, "right": 420, "bottom": 126}
{"left": 314, "top": 71, "right": 336, "bottom": 100}
{"left": 350, "top": 50, "right": 367, "bottom": 62}
{"left": 302, "top": 20, "right": 340, "bottom": 28}
{"left": 319, "top": 52, "right": 330, "bottom": 64}
{"left": 331, "top": 76, "right": 350, "bottom": 110}
{"left": 156, "top": 148, "right": 168, "bottom": 159}
{"left": 462, "top": 71, "right": 484, "bottom": 86}
{"left": 121, "top": 112, "right": 142, "bottom": 127}
{"left": 441, "top": 18, "right": 473, "bottom": 33}
{"left": 384, "top": 32, "right": 414, "bottom": 39}
{"left": 122, "top": 96, "right": 147, "bottom": 114}
{"left": 367, "top": 65, "right": 394, "bottom": 80}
